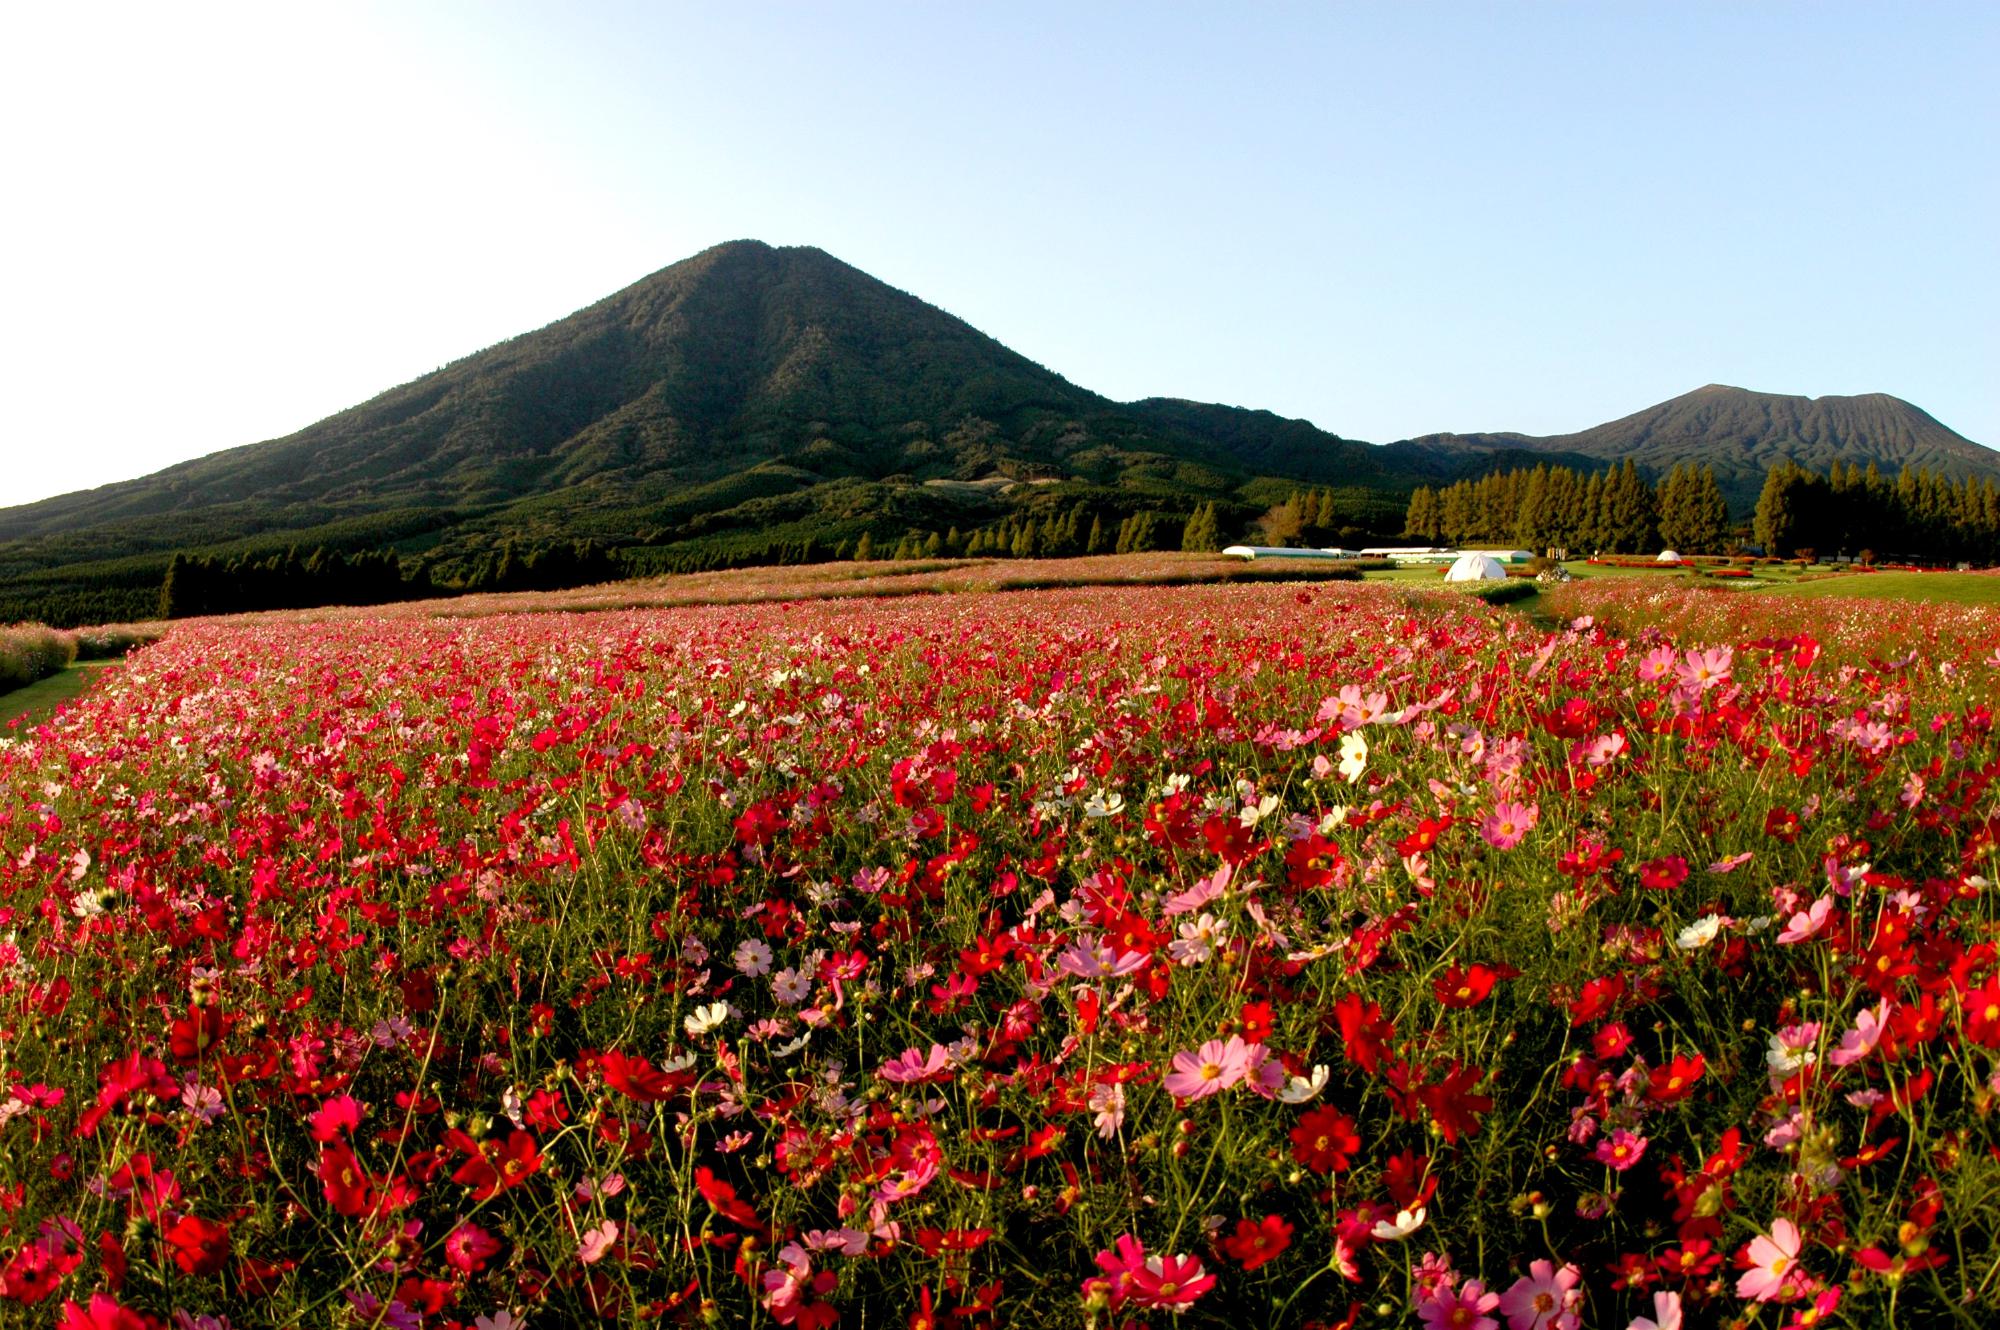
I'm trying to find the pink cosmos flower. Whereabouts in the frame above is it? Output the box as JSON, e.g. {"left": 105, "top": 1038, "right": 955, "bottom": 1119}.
{"left": 878, "top": 1043, "right": 952, "bottom": 1084}
{"left": 1776, "top": 896, "right": 1833, "bottom": 944}
{"left": 1593, "top": 1129, "right": 1648, "bottom": 1173}
{"left": 1498, "top": 1258, "right": 1581, "bottom": 1329}
{"left": 1164, "top": 1036, "right": 1251, "bottom": 1100}
{"left": 1481, "top": 801, "right": 1538, "bottom": 851}
{"left": 1129, "top": 1251, "right": 1216, "bottom": 1312}
{"left": 1675, "top": 646, "right": 1733, "bottom": 692}
{"left": 1736, "top": 1218, "right": 1803, "bottom": 1302}
{"left": 577, "top": 1219, "right": 618, "bottom": 1264}
{"left": 1163, "top": 864, "right": 1231, "bottom": 917}
{"left": 1627, "top": 1289, "right": 1681, "bottom": 1330}
{"left": 1089, "top": 1233, "right": 1150, "bottom": 1307}
{"left": 1636, "top": 645, "right": 1678, "bottom": 683}
{"left": 1053, "top": 936, "right": 1150, "bottom": 980}
{"left": 1087, "top": 1081, "right": 1126, "bottom": 1138}
{"left": 1827, "top": 1002, "right": 1889, "bottom": 1068}
{"left": 1420, "top": 1278, "right": 1500, "bottom": 1330}
{"left": 444, "top": 1221, "right": 501, "bottom": 1274}
{"left": 1575, "top": 732, "right": 1627, "bottom": 767}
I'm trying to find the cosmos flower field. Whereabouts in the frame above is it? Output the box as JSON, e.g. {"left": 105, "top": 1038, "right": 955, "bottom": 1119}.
{"left": 3, "top": 580, "right": 1999, "bottom": 1329}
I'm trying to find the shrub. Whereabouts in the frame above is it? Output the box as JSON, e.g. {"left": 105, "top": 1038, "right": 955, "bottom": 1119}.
{"left": 0, "top": 621, "right": 76, "bottom": 692}
{"left": 1469, "top": 579, "right": 1538, "bottom": 605}
{"left": 69, "top": 622, "right": 166, "bottom": 660}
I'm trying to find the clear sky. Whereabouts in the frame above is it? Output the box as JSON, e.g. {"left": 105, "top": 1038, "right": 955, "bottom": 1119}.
{"left": 1, "top": 2, "right": 1993, "bottom": 508}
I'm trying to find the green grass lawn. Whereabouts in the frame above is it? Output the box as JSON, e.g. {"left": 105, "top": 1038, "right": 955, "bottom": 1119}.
{"left": 0, "top": 660, "right": 117, "bottom": 730}
{"left": 1752, "top": 570, "right": 2000, "bottom": 607}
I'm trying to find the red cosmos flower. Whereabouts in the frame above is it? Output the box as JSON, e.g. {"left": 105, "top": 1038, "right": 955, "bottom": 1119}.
{"left": 308, "top": 1093, "right": 364, "bottom": 1142}
{"left": 1568, "top": 975, "right": 1627, "bottom": 1026}
{"left": 911, "top": 1227, "right": 995, "bottom": 1258}
{"left": 76, "top": 1051, "right": 176, "bottom": 1138}
{"left": 696, "top": 1167, "right": 766, "bottom": 1233}
{"left": 1420, "top": 1062, "right": 1494, "bottom": 1144}
{"left": 1764, "top": 808, "right": 1802, "bottom": 843}
{"left": 318, "top": 1141, "right": 373, "bottom": 1217}
{"left": 1, "top": 1233, "right": 77, "bottom": 1305}
{"left": 1238, "top": 999, "right": 1275, "bottom": 1042}
{"left": 163, "top": 1214, "right": 229, "bottom": 1277}
{"left": 1960, "top": 976, "right": 2000, "bottom": 1047}
{"left": 1222, "top": 1215, "right": 1294, "bottom": 1271}
{"left": 1434, "top": 963, "right": 1499, "bottom": 1009}
{"left": 167, "top": 1004, "right": 229, "bottom": 1064}
{"left": 55, "top": 1295, "right": 151, "bottom": 1330}
{"left": 1637, "top": 856, "right": 1690, "bottom": 891}
{"left": 1593, "top": 1022, "right": 1635, "bottom": 1059}
{"left": 451, "top": 1131, "right": 542, "bottom": 1201}
{"left": 1648, "top": 1053, "right": 1707, "bottom": 1105}
{"left": 1657, "top": 1239, "right": 1723, "bottom": 1281}
{"left": 1397, "top": 817, "right": 1451, "bottom": 857}
{"left": 1330, "top": 992, "right": 1394, "bottom": 1073}
{"left": 1384, "top": 1151, "right": 1437, "bottom": 1210}
{"left": 1285, "top": 834, "right": 1346, "bottom": 890}
{"left": 1290, "top": 1106, "right": 1362, "bottom": 1174}
{"left": 596, "top": 1050, "right": 692, "bottom": 1103}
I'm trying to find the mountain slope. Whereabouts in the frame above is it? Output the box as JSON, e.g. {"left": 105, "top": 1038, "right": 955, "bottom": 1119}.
{"left": 1, "top": 242, "right": 1467, "bottom": 575}
{"left": 1401, "top": 384, "right": 1997, "bottom": 510}
{"left": 1, "top": 241, "right": 1990, "bottom": 625}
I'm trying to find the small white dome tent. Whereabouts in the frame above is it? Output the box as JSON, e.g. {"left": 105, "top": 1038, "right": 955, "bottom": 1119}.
{"left": 1656, "top": 550, "right": 1683, "bottom": 564}
{"left": 1444, "top": 552, "right": 1507, "bottom": 583}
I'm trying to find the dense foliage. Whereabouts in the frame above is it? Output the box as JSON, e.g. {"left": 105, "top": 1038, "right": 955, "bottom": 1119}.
{"left": 1754, "top": 461, "right": 2000, "bottom": 564}
{"left": 2, "top": 580, "right": 1999, "bottom": 1328}
{"left": 1402, "top": 461, "right": 1669, "bottom": 554}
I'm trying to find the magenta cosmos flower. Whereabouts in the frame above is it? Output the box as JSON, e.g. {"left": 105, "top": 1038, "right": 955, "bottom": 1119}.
{"left": 1481, "top": 800, "right": 1538, "bottom": 851}
{"left": 1420, "top": 1278, "right": 1500, "bottom": 1330}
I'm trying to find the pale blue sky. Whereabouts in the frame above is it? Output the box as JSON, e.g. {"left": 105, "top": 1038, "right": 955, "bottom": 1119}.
{"left": 1, "top": 2, "right": 1993, "bottom": 506}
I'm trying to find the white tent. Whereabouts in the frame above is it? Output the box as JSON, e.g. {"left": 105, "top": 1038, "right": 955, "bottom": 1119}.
{"left": 1656, "top": 550, "right": 1683, "bottom": 564}
{"left": 1444, "top": 552, "right": 1508, "bottom": 583}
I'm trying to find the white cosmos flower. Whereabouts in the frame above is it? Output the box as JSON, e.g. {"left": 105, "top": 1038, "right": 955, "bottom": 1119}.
{"left": 1337, "top": 732, "right": 1368, "bottom": 784}
{"left": 1370, "top": 1206, "right": 1427, "bottom": 1241}
{"left": 684, "top": 1002, "right": 731, "bottom": 1037}
{"left": 1167, "top": 913, "right": 1229, "bottom": 966}
{"left": 1083, "top": 790, "right": 1126, "bottom": 818}
{"left": 1675, "top": 914, "right": 1725, "bottom": 951}
{"left": 1276, "top": 1064, "right": 1331, "bottom": 1104}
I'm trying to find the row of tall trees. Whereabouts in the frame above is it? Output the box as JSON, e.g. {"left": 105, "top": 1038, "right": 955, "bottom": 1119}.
{"left": 1754, "top": 462, "right": 2000, "bottom": 562}
{"left": 877, "top": 504, "right": 1198, "bottom": 562}
{"left": 161, "top": 547, "right": 429, "bottom": 618}
{"left": 1402, "top": 461, "right": 1678, "bottom": 553}
{"left": 159, "top": 539, "right": 625, "bottom": 618}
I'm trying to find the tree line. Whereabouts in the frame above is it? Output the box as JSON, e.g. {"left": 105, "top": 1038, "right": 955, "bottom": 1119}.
{"left": 1401, "top": 461, "right": 1728, "bottom": 553}
{"left": 1753, "top": 461, "right": 2000, "bottom": 563}
{"left": 159, "top": 540, "right": 623, "bottom": 618}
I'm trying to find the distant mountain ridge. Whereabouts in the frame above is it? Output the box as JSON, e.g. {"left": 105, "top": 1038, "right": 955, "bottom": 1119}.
{"left": 0, "top": 240, "right": 1990, "bottom": 623}
{"left": 1396, "top": 384, "right": 1995, "bottom": 510}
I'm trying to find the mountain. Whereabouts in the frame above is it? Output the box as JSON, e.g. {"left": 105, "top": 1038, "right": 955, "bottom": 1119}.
{"left": 1397, "top": 385, "right": 1998, "bottom": 510}
{"left": 3, "top": 241, "right": 1506, "bottom": 624}
{"left": 0, "top": 241, "right": 1989, "bottom": 624}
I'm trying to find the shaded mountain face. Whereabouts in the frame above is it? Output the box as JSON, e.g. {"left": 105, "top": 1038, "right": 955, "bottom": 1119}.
{"left": 1399, "top": 385, "right": 1997, "bottom": 511}
{"left": 0, "top": 239, "right": 1989, "bottom": 619}
{"left": 0, "top": 241, "right": 1460, "bottom": 573}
